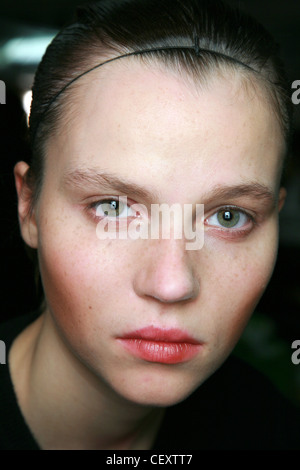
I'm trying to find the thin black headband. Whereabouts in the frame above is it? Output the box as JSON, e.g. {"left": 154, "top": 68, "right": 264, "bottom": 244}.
{"left": 31, "top": 37, "right": 257, "bottom": 142}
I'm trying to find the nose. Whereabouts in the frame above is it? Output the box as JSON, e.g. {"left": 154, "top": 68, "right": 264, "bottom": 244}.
{"left": 133, "top": 238, "right": 199, "bottom": 304}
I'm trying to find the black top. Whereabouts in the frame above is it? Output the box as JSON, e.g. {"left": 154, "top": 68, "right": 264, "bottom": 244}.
{"left": 0, "top": 312, "right": 299, "bottom": 450}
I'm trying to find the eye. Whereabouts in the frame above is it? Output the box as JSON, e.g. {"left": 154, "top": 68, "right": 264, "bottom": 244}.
{"left": 205, "top": 207, "right": 252, "bottom": 230}
{"left": 93, "top": 198, "right": 136, "bottom": 219}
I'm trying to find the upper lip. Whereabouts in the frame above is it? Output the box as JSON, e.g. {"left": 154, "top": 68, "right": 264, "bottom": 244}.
{"left": 119, "top": 326, "right": 201, "bottom": 344}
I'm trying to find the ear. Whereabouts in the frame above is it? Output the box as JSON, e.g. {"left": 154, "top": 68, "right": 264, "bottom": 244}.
{"left": 278, "top": 187, "right": 287, "bottom": 213}
{"left": 14, "top": 161, "right": 38, "bottom": 249}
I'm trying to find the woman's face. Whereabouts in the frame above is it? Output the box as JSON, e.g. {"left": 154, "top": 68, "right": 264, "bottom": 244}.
{"left": 22, "top": 61, "right": 285, "bottom": 406}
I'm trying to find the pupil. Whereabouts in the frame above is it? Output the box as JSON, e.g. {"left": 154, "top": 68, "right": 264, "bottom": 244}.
{"left": 110, "top": 201, "right": 118, "bottom": 210}
{"left": 223, "top": 211, "right": 232, "bottom": 221}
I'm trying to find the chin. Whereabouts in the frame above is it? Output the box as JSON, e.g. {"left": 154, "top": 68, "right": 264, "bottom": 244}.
{"left": 125, "top": 389, "right": 194, "bottom": 408}
{"left": 118, "top": 356, "right": 230, "bottom": 408}
{"left": 112, "top": 370, "right": 206, "bottom": 408}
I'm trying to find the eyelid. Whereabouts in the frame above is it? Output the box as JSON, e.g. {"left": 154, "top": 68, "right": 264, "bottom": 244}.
{"left": 86, "top": 196, "right": 146, "bottom": 220}
{"left": 204, "top": 205, "right": 256, "bottom": 229}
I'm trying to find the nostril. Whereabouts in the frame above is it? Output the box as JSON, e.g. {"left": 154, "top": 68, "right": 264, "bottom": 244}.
{"left": 134, "top": 267, "right": 199, "bottom": 304}
{"left": 132, "top": 238, "right": 199, "bottom": 303}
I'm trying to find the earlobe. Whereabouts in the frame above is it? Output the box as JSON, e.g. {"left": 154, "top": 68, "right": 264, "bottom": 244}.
{"left": 278, "top": 187, "right": 287, "bottom": 213}
{"left": 14, "top": 161, "right": 38, "bottom": 249}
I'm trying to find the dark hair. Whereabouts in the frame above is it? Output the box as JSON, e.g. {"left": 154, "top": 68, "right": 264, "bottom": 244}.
{"left": 27, "top": 0, "right": 292, "bottom": 203}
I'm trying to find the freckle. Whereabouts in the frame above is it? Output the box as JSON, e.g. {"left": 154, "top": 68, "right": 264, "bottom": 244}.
{"left": 88, "top": 305, "right": 92, "bottom": 310}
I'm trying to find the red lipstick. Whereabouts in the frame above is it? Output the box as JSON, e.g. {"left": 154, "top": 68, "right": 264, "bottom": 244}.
{"left": 117, "top": 326, "right": 202, "bottom": 364}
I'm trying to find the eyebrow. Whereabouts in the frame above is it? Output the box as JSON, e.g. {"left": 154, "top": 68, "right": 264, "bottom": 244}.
{"left": 62, "top": 168, "right": 160, "bottom": 203}
{"left": 203, "top": 182, "right": 276, "bottom": 207}
{"left": 62, "top": 168, "right": 276, "bottom": 206}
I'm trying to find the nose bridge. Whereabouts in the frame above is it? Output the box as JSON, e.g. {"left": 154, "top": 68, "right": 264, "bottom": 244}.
{"left": 133, "top": 237, "right": 199, "bottom": 304}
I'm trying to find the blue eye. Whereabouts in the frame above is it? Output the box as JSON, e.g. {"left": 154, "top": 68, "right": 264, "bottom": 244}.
{"left": 206, "top": 208, "right": 250, "bottom": 229}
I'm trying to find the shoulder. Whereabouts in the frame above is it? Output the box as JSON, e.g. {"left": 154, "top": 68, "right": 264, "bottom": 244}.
{"left": 153, "top": 355, "right": 300, "bottom": 450}
{"left": 0, "top": 312, "right": 41, "bottom": 450}
{"left": 0, "top": 311, "right": 41, "bottom": 351}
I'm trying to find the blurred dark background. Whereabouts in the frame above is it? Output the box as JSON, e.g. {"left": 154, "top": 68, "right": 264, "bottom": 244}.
{"left": 0, "top": 0, "right": 300, "bottom": 403}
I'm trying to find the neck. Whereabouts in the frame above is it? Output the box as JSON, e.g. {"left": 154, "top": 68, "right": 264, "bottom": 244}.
{"left": 9, "top": 312, "right": 165, "bottom": 450}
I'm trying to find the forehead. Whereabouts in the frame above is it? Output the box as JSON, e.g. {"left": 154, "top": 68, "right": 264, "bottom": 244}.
{"left": 47, "top": 59, "right": 284, "bottom": 195}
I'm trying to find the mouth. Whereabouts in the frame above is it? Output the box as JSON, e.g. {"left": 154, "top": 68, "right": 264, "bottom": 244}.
{"left": 117, "top": 326, "right": 202, "bottom": 364}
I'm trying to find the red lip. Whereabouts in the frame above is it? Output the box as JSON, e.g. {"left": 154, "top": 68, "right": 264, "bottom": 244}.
{"left": 117, "top": 326, "right": 202, "bottom": 364}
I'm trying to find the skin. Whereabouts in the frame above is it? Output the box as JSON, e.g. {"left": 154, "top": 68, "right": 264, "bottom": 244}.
{"left": 11, "top": 59, "right": 286, "bottom": 450}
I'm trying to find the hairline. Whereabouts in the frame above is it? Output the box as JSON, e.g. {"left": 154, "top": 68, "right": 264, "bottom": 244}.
{"left": 30, "top": 51, "right": 287, "bottom": 209}
{"left": 43, "top": 50, "right": 288, "bottom": 142}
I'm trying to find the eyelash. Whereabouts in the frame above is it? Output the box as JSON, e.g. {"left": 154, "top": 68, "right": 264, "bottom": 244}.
{"left": 85, "top": 198, "right": 256, "bottom": 238}
{"left": 204, "top": 205, "right": 256, "bottom": 238}
{"left": 85, "top": 197, "right": 140, "bottom": 221}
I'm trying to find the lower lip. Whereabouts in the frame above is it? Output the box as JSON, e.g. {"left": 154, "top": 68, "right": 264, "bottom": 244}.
{"left": 117, "top": 338, "right": 201, "bottom": 364}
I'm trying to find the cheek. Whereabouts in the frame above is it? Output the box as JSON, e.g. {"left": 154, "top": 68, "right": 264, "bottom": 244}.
{"left": 202, "top": 221, "right": 279, "bottom": 350}
{"left": 37, "top": 222, "right": 134, "bottom": 345}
